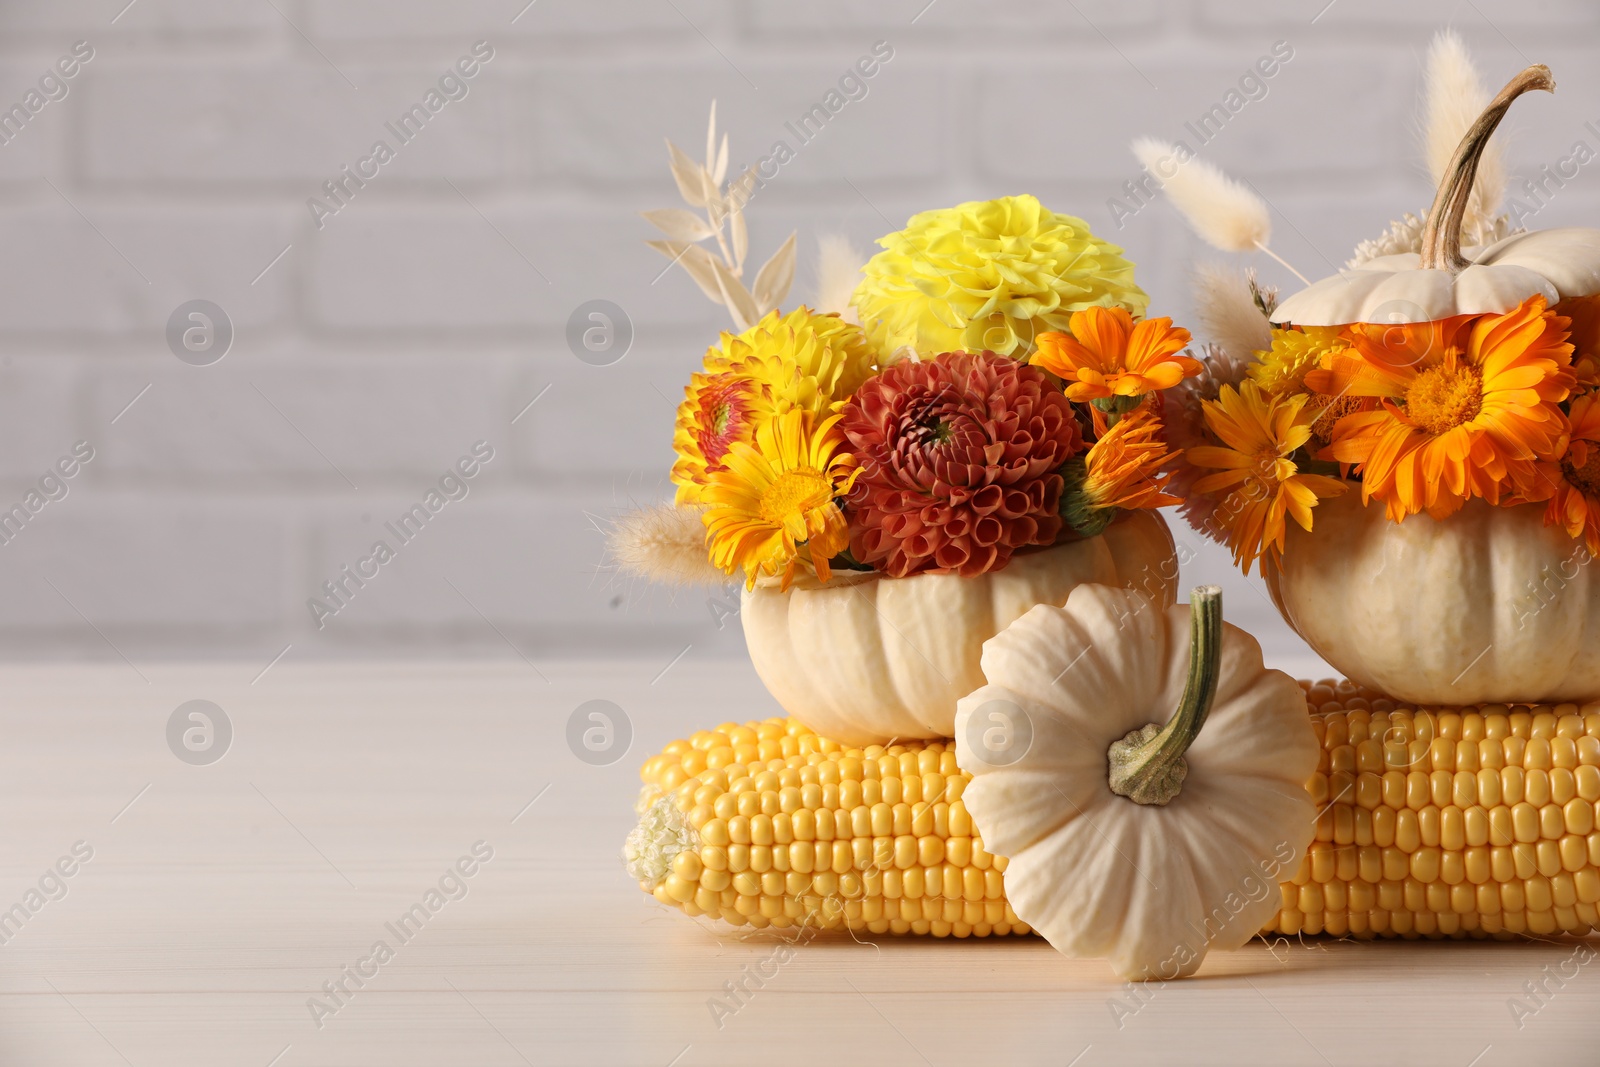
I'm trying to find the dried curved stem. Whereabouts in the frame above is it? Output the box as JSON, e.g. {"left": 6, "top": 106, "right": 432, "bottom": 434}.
{"left": 1419, "top": 64, "right": 1554, "bottom": 272}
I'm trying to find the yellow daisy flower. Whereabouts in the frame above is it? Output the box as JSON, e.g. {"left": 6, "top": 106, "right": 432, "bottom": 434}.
{"left": 702, "top": 409, "right": 860, "bottom": 590}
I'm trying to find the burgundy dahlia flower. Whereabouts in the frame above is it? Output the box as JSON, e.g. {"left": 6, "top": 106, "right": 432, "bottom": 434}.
{"left": 839, "top": 351, "right": 1083, "bottom": 577}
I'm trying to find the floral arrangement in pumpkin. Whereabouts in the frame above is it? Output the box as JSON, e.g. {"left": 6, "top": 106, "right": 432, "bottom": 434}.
{"left": 628, "top": 107, "right": 1201, "bottom": 593}
{"left": 1164, "top": 290, "right": 1599, "bottom": 574}
{"left": 1142, "top": 41, "right": 1600, "bottom": 576}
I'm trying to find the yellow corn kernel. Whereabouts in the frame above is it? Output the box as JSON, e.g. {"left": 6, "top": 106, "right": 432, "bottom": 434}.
{"left": 1526, "top": 769, "right": 1553, "bottom": 808}
{"left": 1552, "top": 768, "right": 1576, "bottom": 806}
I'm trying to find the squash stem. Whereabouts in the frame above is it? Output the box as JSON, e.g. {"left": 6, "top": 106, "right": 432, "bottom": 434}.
{"left": 1106, "top": 585, "right": 1222, "bottom": 806}
{"left": 1419, "top": 64, "right": 1554, "bottom": 272}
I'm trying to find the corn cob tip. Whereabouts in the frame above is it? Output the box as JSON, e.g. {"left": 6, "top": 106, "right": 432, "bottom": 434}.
{"left": 624, "top": 792, "right": 697, "bottom": 890}
{"left": 635, "top": 783, "right": 664, "bottom": 816}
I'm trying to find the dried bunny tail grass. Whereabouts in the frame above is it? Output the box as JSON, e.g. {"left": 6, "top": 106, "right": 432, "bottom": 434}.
{"left": 1192, "top": 262, "right": 1272, "bottom": 363}
{"left": 1131, "top": 138, "right": 1268, "bottom": 251}
{"left": 1130, "top": 138, "right": 1308, "bottom": 284}
{"left": 814, "top": 233, "right": 864, "bottom": 322}
{"left": 607, "top": 503, "right": 725, "bottom": 588}
{"left": 1422, "top": 30, "right": 1506, "bottom": 243}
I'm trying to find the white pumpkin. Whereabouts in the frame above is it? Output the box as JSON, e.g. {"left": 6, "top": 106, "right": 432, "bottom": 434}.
{"left": 1273, "top": 65, "right": 1600, "bottom": 327}
{"left": 954, "top": 584, "right": 1318, "bottom": 981}
{"left": 741, "top": 509, "right": 1178, "bottom": 745}
{"left": 1266, "top": 486, "right": 1600, "bottom": 706}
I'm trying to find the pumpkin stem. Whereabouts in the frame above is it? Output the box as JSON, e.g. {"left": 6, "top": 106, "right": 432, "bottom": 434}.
{"left": 1106, "top": 585, "right": 1222, "bottom": 806}
{"left": 1419, "top": 64, "right": 1554, "bottom": 272}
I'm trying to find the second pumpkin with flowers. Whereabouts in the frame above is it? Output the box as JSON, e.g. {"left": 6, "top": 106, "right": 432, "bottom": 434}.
{"left": 1169, "top": 290, "right": 1600, "bottom": 574}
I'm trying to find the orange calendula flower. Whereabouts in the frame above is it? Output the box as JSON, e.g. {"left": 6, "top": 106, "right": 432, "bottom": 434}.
{"left": 1186, "top": 381, "right": 1346, "bottom": 574}
{"left": 1542, "top": 392, "right": 1600, "bottom": 555}
{"left": 1306, "top": 295, "right": 1574, "bottom": 522}
{"left": 1061, "top": 411, "right": 1179, "bottom": 536}
{"left": 702, "top": 409, "right": 860, "bottom": 590}
{"left": 1034, "top": 305, "right": 1199, "bottom": 405}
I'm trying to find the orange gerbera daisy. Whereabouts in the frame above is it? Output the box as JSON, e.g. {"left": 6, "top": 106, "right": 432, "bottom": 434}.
{"left": 1061, "top": 410, "right": 1179, "bottom": 536}
{"left": 1034, "top": 305, "right": 1199, "bottom": 406}
{"left": 702, "top": 409, "right": 860, "bottom": 590}
{"left": 1186, "top": 381, "right": 1346, "bottom": 574}
{"left": 1306, "top": 295, "right": 1575, "bottom": 522}
{"left": 1542, "top": 392, "right": 1600, "bottom": 555}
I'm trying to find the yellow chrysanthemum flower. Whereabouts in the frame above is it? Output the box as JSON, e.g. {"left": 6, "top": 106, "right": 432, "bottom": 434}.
{"left": 1248, "top": 326, "right": 1349, "bottom": 396}
{"left": 851, "top": 195, "right": 1148, "bottom": 360}
{"left": 671, "top": 308, "right": 877, "bottom": 504}
{"left": 702, "top": 409, "right": 860, "bottom": 590}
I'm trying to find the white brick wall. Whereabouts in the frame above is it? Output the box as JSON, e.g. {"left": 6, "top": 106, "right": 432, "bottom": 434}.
{"left": 1, "top": 0, "right": 1595, "bottom": 668}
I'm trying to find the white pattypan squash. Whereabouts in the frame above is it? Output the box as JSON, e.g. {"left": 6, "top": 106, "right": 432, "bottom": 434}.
{"left": 742, "top": 510, "right": 1178, "bottom": 746}
{"left": 1274, "top": 65, "right": 1600, "bottom": 327}
{"left": 954, "top": 584, "right": 1318, "bottom": 981}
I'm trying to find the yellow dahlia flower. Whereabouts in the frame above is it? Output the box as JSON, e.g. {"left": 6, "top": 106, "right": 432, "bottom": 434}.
{"left": 702, "top": 409, "right": 859, "bottom": 590}
{"left": 671, "top": 308, "right": 877, "bottom": 504}
{"left": 851, "top": 195, "right": 1148, "bottom": 359}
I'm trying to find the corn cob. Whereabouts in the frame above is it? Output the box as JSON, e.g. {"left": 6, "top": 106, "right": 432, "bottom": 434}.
{"left": 627, "top": 684, "right": 1600, "bottom": 943}
{"left": 625, "top": 718, "right": 1030, "bottom": 937}
{"left": 1285, "top": 679, "right": 1600, "bottom": 939}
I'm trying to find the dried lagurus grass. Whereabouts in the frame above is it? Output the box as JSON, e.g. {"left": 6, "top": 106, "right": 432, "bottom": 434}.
{"left": 608, "top": 503, "right": 725, "bottom": 588}
{"left": 813, "top": 234, "right": 864, "bottom": 322}
{"left": 1192, "top": 262, "right": 1272, "bottom": 364}
{"left": 1130, "top": 137, "right": 1308, "bottom": 284}
{"left": 1422, "top": 29, "right": 1508, "bottom": 247}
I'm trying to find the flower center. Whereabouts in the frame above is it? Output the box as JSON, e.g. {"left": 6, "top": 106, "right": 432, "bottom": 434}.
{"left": 1311, "top": 394, "right": 1364, "bottom": 442}
{"left": 1405, "top": 361, "right": 1482, "bottom": 436}
{"left": 1250, "top": 447, "right": 1282, "bottom": 479}
{"left": 695, "top": 376, "right": 748, "bottom": 468}
{"left": 758, "top": 467, "right": 832, "bottom": 529}
{"left": 921, "top": 417, "right": 954, "bottom": 445}
{"left": 1564, "top": 448, "right": 1600, "bottom": 497}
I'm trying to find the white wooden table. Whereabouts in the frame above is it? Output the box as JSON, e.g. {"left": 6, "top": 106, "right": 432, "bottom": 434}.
{"left": 1, "top": 659, "right": 1596, "bottom": 1066}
